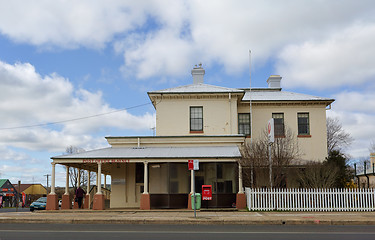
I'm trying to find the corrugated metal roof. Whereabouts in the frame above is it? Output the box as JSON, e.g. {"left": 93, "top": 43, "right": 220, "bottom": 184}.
{"left": 148, "top": 83, "right": 244, "bottom": 94}
{"left": 52, "top": 146, "right": 241, "bottom": 159}
{"left": 242, "top": 90, "right": 334, "bottom": 102}
{"left": 0, "top": 179, "right": 8, "bottom": 188}
{"left": 148, "top": 83, "right": 333, "bottom": 102}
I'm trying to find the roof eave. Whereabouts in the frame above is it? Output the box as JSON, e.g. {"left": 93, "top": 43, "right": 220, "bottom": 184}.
{"left": 241, "top": 99, "right": 335, "bottom": 106}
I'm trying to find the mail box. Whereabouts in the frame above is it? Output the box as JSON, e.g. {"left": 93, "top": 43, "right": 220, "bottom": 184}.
{"left": 202, "top": 185, "right": 212, "bottom": 200}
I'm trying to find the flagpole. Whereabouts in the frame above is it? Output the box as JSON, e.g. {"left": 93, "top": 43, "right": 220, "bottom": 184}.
{"left": 249, "top": 50, "right": 254, "bottom": 188}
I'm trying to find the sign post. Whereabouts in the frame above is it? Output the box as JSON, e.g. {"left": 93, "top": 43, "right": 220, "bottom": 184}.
{"left": 188, "top": 159, "right": 199, "bottom": 218}
{"left": 268, "top": 119, "right": 274, "bottom": 189}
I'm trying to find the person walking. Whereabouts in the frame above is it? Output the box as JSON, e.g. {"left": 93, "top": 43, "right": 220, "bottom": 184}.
{"left": 75, "top": 186, "right": 86, "bottom": 209}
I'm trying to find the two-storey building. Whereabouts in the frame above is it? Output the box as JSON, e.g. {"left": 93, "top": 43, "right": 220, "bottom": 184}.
{"left": 47, "top": 64, "right": 334, "bottom": 210}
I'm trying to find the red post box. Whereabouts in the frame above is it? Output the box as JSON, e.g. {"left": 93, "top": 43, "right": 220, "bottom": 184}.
{"left": 202, "top": 185, "right": 212, "bottom": 200}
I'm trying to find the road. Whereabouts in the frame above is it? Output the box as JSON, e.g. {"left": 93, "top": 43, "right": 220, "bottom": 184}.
{"left": 1, "top": 224, "right": 375, "bottom": 240}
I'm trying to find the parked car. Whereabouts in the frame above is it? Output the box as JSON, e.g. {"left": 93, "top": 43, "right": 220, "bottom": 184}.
{"left": 30, "top": 197, "right": 47, "bottom": 211}
{"left": 58, "top": 200, "right": 62, "bottom": 207}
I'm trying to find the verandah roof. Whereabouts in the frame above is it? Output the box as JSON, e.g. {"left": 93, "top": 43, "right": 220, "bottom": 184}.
{"left": 52, "top": 145, "right": 241, "bottom": 174}
{"left": 52, "top": 145, "right": 241, "bottom": 160}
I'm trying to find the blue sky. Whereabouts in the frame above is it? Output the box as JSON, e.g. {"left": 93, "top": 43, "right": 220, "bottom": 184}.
{"left": 0, "top": 0, "right": 375, "bottom": 186}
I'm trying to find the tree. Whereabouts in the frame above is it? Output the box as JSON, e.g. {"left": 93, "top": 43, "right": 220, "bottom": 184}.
{"left": 65, "top": 146, "right": 95, "bottom": 188}
{"left": 271, "top": 127, "right": 301, "bottom": 187}
{"left": 326, "top": 117, "right": 353, "bottom": 154}
{"left": 297, "top": 162, "right": 339, "bottom": 188}
{"left": 369, "top": 140, "right": 375, "bottom": 153}
{"left": 324, "top": 150, "right": 352, "bottom": 188}
{"left": 298, "top": 150, "right": 353, "bottom": 188}
{"left": 240, "top": 126, "right": 301, "bottom": 188}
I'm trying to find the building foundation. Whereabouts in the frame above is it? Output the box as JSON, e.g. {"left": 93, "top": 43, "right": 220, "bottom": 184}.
{"left": 93, "top": 194, "right": 105, "bottom": 210}
{"left": 61, "top": 194, "right": 71, "bottom": 209}
{"left": 236, "top": 193, "right": 247, "bottom": 209}
{"left": 46, "top": 194, "right": 59, "bottom": 210}
{"left": 140, "top": 193, "right": 150, "bottom": 210}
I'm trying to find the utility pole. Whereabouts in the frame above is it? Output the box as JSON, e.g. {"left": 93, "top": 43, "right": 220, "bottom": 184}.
{"left": 44, "top": 174, "right": 51, "bottom": 193}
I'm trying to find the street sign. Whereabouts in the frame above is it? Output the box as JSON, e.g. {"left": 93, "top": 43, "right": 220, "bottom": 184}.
{"left": 268, "top": 118, "right": 274, "bottom": 143}
{"left": 188, "top": 160, "right": 193, "bottom": 170}
{"left": 188, "top": 159, "right": 200, "bottom": 218}
{"left": 188, "top": 159, "right": 199, "bottom": 170}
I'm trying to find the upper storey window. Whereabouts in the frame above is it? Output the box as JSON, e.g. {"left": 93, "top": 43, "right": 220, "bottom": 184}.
{"left": 272, "top": 113, "right": 285, "bottom": 137}
{"left": 190, "top": 106, "right": 203, "bottom": 132}
{"left": 298, "top": 113, "right": 310, "bottom": 135}
{"left": 238, "top": 113, "right": 251, "bottom": 136}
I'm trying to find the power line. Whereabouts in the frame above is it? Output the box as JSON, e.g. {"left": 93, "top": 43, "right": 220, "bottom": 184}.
{"left": 0, "top": 102, "right": 152, "bottom": 131}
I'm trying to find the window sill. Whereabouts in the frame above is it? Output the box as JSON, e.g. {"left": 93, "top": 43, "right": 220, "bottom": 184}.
{"left": 297, "top": 135, "right": 311, "bottom": 138}
{"left": 275, "top": 135, "right": 285, "bottom": 138}
{"left": 190, "top": 130, "right": 204, "bottom": 134}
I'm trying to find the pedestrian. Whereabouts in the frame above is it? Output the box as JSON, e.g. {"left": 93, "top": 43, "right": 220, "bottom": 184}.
{"left": 75, "top": 186, "right": 86, "bottom": 209}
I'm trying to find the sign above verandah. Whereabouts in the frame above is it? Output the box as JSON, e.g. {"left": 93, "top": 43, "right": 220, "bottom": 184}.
{"left": 82, "top": 159, "right": 130, "bottom": 163}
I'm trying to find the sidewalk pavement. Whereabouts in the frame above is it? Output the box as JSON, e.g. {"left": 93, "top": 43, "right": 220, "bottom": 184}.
{"left": 1, "top": 209, "right": 375, "bottom": 225}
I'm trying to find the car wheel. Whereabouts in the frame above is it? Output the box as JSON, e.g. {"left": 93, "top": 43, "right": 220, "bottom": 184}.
{"left": 30, "top": 207, "right": 34, "bottom": 212}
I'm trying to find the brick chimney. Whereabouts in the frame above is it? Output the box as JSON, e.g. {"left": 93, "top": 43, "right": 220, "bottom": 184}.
{"left": 267, "top": 75, "right": 282, "bottom": 88}
{"left": 191, "top": 63, "right": 205, "bottom": 84}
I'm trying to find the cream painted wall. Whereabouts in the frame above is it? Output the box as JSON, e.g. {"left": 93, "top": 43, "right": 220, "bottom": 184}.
{"left": 110, "top": 163, "right": 139, "bottom": 208}
{"left": 238, "top": 103, "right": 328, "bottom": 162}
{"left": 155, "top": 95, "right": 328, "bottom": 162}
{"left": 156, "top": 95, "right": 238, "bottom": 136}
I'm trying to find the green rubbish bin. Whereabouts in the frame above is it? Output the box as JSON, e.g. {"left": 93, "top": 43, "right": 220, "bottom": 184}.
{"left": 191, "top": 193, "right": 201, "bottom": 210}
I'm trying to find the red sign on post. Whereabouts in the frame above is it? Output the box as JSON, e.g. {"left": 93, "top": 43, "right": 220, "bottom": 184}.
{"left": 188, "top": 160, "right": 194, "bottom": 170}
{"left": 202, "top": 185, "right": 212, "bottom": 200}
{"left": 268, "top": 118, "right": 274, "bottom": 143}
{"left": 188, "top": 160, "right": 199, "bottom": 170}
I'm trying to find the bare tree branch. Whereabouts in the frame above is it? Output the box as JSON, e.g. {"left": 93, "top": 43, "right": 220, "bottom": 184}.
{"left": 65, "top": 146, "right": 90, "bottom": 188}
{"left": 240, "top": 126, "right": 301, "bottom": 188}
{"left": 297, "top": 162, "right": 339, "bottom": 188}
{"left": 326, "top": 117, "right": 353, "bottom": 153}
{"left": 369, "top": 140, "right": 375, "bottom": 153}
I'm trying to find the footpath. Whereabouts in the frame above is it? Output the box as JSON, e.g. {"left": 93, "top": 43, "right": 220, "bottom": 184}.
{"left": 1, "top": 209, "right": 375, "bottom": 225}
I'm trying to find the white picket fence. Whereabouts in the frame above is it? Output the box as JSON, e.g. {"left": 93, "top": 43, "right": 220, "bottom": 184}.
{"left": 245, "top": 188, "right": 375, "bottom": 211}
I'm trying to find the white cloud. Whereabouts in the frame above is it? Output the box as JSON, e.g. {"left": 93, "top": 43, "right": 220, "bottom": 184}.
{"left": 0, "top": 1, "right": 149, "bottom": 49}
{"left": 333, "top": 91, "right": 375, "bottom": 115}
{"left": 276, "top": 23, "right": 375, "bottom": 90}
{"left": 1, "top": 163, "right": 47, "bottom": 185}
{"left": 0, "top": 145, "right": 29, "bottom": 161}
{"left": 121, "top": 30, "right": 194, "bottom": 79}
{"left": 0, "top": 60, "right": 154, "bottom": 151}
{"left": 328, "top": 91, "right": 375, "bottom": 158}
{"left": 1, "top": 1, "right": 374, "bottom": 82}
{"left": 117, "top": 0, "right": 375, "bottom": 81}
